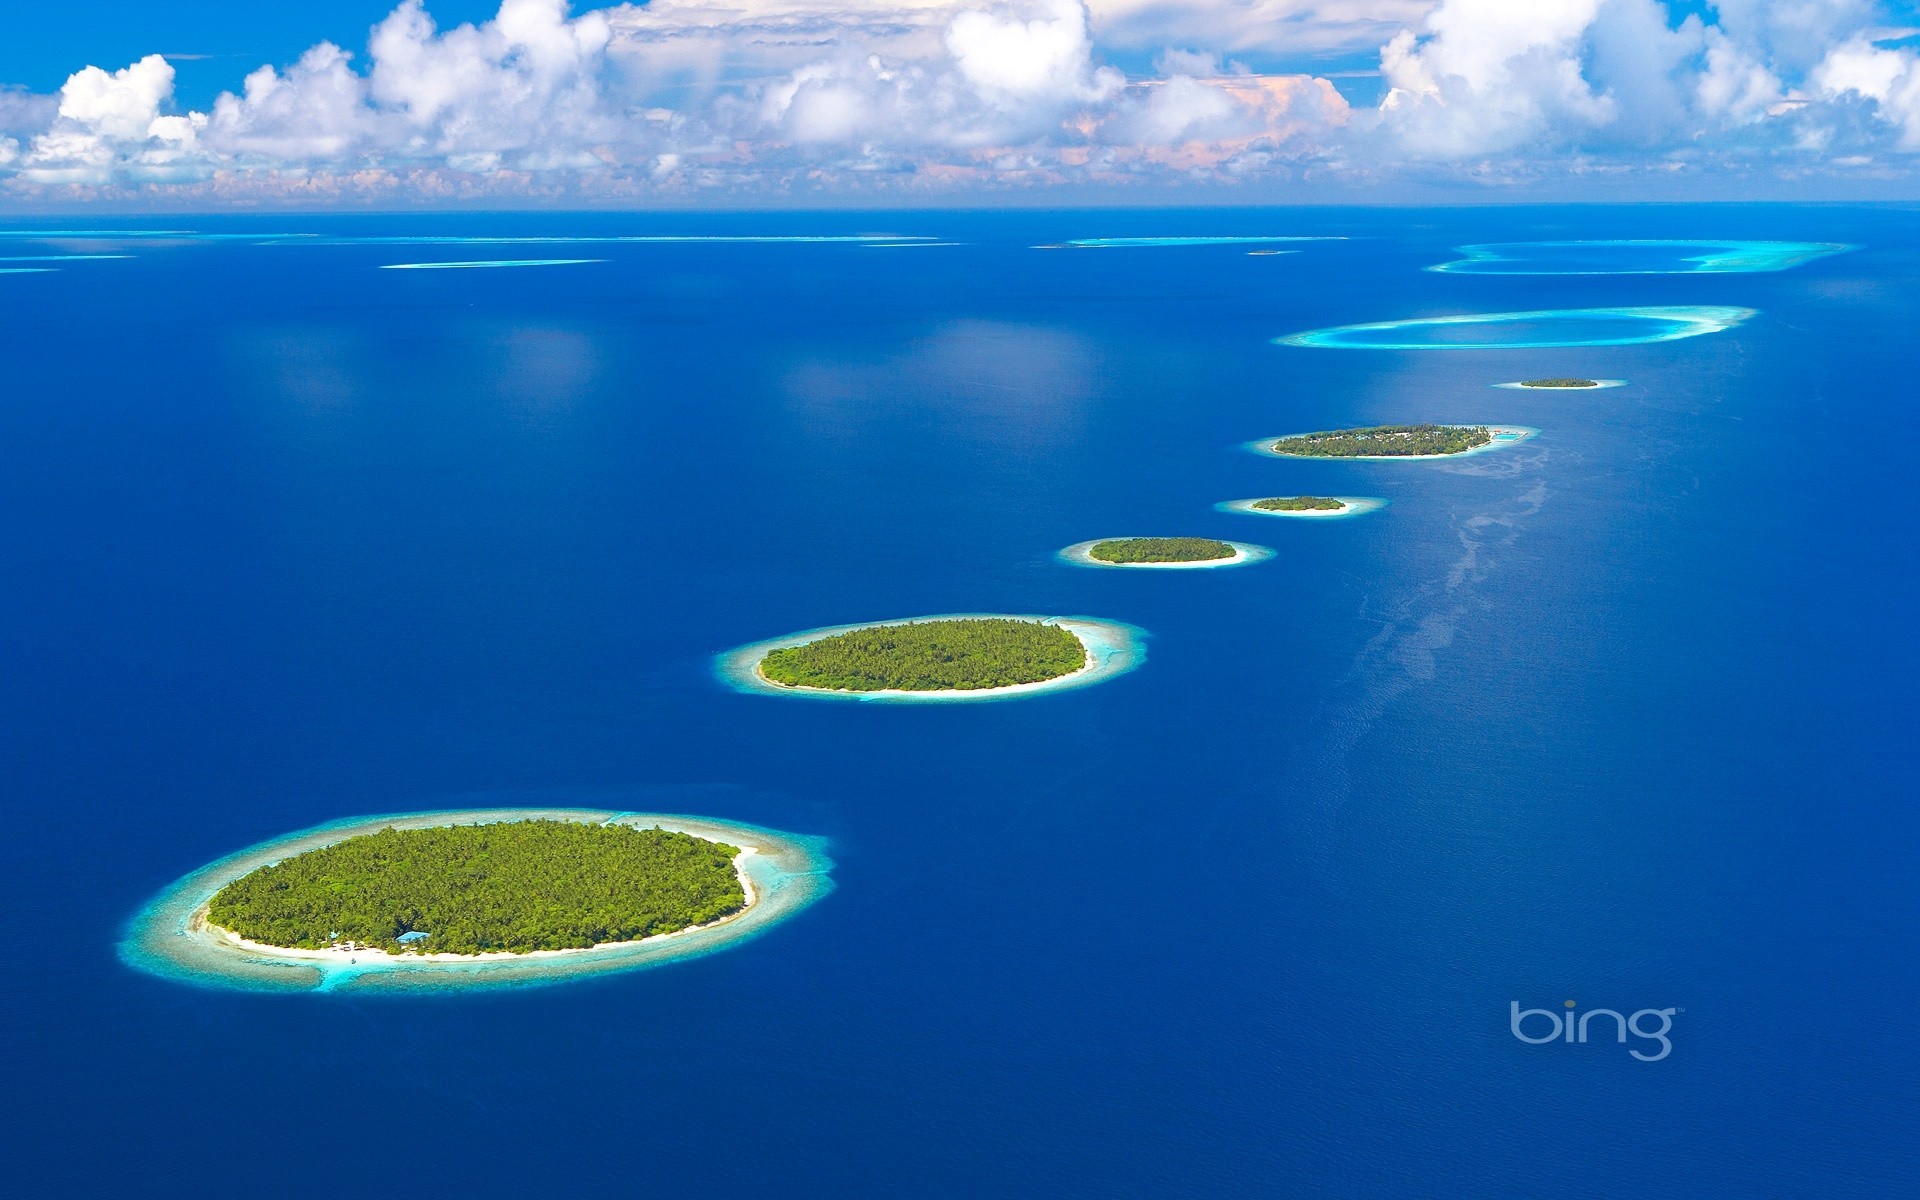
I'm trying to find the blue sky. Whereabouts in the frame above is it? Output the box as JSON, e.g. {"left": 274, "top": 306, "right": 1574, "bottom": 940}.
{"left": 6, "top": 1, "right": 1920, "bottom": 208}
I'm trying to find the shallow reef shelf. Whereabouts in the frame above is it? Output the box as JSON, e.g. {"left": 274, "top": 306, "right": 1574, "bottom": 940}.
{"left": 1429, "top": 240, "right": 1852, "bottom": 275}
{"left": 1276, "top": 306, "right": 1754, "bottom": 350}
{"left": 718, "top": 614, "right": 1146, "bottom": 703}
{"left": 120, "top": 810, "right": 833, "bottom": 995}
{"left": 1057, "top": 540, "right": 1273, "bottom": 568}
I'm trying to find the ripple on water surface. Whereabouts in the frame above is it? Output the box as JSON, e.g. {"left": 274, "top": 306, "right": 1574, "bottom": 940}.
{"left": 1430, "top": 240, "right": 1851, "bottom": 275}
{"left": 1278, "top": 305, "right": 1754, "bottom": 350}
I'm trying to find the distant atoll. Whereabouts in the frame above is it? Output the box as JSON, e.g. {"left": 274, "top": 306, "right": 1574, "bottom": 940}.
{"left": 1494, "top": 378, "right": 1626, "bottom": 390}
{"left": 719, "top": 614, "right": 1145, "bottom": 702}
{"left": 1059, "top": 537, "right": 1273, "bottom": 569}
{"left": 120, "top": 810, "right": 832, "bottom": 994}
{"left": 1429, "top": 240, "right": 1851, "bottom": 276}
{"left": 1277, "top": 305, "right": 1754, "bottom": 350}
{"left": 1252, "top": 424, "right": 1537, "bottom": 460}
{"left": 1217, "top": 496, "right": 1387, "bottom": 520}
{"left": 380, "top": 259, "right": 605, "bottom": 270}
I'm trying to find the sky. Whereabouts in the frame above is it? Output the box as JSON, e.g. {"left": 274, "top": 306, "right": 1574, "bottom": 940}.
{"left": 5, "top": 0, "right": 1920, "bottom": 207}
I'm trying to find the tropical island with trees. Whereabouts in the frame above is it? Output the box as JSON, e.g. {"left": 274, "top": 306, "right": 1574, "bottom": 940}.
{"left": 120, "top": 809, "right": 837, "bottom": 993}
{"left": 1061, "top": 535, "right": 1271, "bottom": 569}
{"left": 1516, "top": 377, "right": 1599, "bottom": 388}
{"left": 1267, "top": 424, "right": 1492, "bottom": 457}
{"left": 205, "top": 820, "right": 746, "bottom": 955}
{"left": 1253, "top": 496, "right": 1345, "bottom": 512}
{"left": 1091, "top": 536, "right": 1235, "bottom": 562}
{"left": 759, "top": 616, "right": 1088, "bottom": 692}
{"left": 720, "top": 614, "right": 1146, "bottom": 702}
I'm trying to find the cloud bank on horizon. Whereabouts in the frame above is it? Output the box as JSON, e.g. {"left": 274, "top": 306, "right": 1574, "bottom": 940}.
{"left": 4, "top": 0, "right": 1920, "bottom": 203}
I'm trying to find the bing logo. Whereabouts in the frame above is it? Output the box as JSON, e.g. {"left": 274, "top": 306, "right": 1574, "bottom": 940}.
{"left": 1510, "top": 999, "right": 1677, "bottom": 1062}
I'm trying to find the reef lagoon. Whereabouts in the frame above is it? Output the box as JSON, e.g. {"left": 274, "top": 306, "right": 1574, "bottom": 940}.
{"left": 120, "top": 809, "right": 832, "bottom": 995}
{"left": 718, "top": 614, "right": 1146, "bottom": 702}
{"left": 1431, "top": 240, "right": 1852, "bottom": 275}
{"left": 1278, "top": 306, "right": 1753, "bottom": 350}
{"left": 1217, "top": 497, "right": 1387, "bottom": 520}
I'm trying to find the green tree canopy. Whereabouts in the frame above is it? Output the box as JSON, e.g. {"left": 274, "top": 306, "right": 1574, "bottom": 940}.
{"left": 1251, "top": 496, "right": 1345, "bottom": 512}
{"left": 1269, "top": 424, "right": 1491, "bottom": 457}
{"left": 760, "top": 618, "right": 1086, "bottom": 691}
{"left": 207, "top": 821, "right": 745, "bottom": 955}
{"left": 1088, "top": 537, "right": 1235, "bottom": 563}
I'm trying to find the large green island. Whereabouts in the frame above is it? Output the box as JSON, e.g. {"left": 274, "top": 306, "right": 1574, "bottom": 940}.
{"left": 120, "top": 809, "right": 835, "bottom": 993}
{"left": 760, "top": 617, "right": 1085, "bottom": 692}
{"left": 209, "top": 821, "right": 745, "bottom": 955}
{"left": 719, "top": 613, "right": 1146, "bottom": 702}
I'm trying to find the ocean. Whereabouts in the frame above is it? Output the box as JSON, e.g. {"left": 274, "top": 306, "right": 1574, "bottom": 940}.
{"left": 1, "top": 206, "right": 1915, "bottom": 1196}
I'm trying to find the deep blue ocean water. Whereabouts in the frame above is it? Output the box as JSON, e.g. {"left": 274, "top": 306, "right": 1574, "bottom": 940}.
{"left": 2, "top": 206, "right": 1916, "bottom": 1197}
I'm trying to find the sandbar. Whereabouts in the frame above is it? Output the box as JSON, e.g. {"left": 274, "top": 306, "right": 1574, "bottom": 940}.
{"left": 120, "top": 809, "right": 832, "bottom": 994}
{"left": 717, "top": 613, "right": 1146, "bottom": 702}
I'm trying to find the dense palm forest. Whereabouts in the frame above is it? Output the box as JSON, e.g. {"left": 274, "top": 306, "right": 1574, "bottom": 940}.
{"left": 761, "top": 618, "right": 1086, "bottom": 691}
{"left": 208, "top": 821, "right": 745, "bottom": 954}
{"left": 1089, "top": 537, "right": 1235, "bottom": 563}
{"left": 1518, "top": 378, "right": 1598, "bottom": 387}
{"left": 1252, "top": 496, "right": 1345, "bottom": 512}
{"left": 1269, "top": 424, "right": 1491, "bottom": 457}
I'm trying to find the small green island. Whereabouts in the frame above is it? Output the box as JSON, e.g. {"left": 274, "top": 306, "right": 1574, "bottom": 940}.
{"left": 1089, "top": 536, "right": 1236, "bottom": 563}
{"left": 207, "top": 821, "right": 746, "bottom": 955}
{"left": 1517, "top": 377, "right": 1598, "bottom": 388}
{"left": 1252, "top": 496, "right": 1345, "bottom": 512}
{"left": 760, "top": 617, "right": 1086, "bottom": 692}
{"left": 1269, "top": 424, "right": 1491, "bottom": 457}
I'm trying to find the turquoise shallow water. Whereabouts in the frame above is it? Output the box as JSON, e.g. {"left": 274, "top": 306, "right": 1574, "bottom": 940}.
{"left": 1279, "top": 305, "right": 1753, "bottom": 349}
{"left": 1431, "top": 240, "right": 1852, "bottom": 274}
